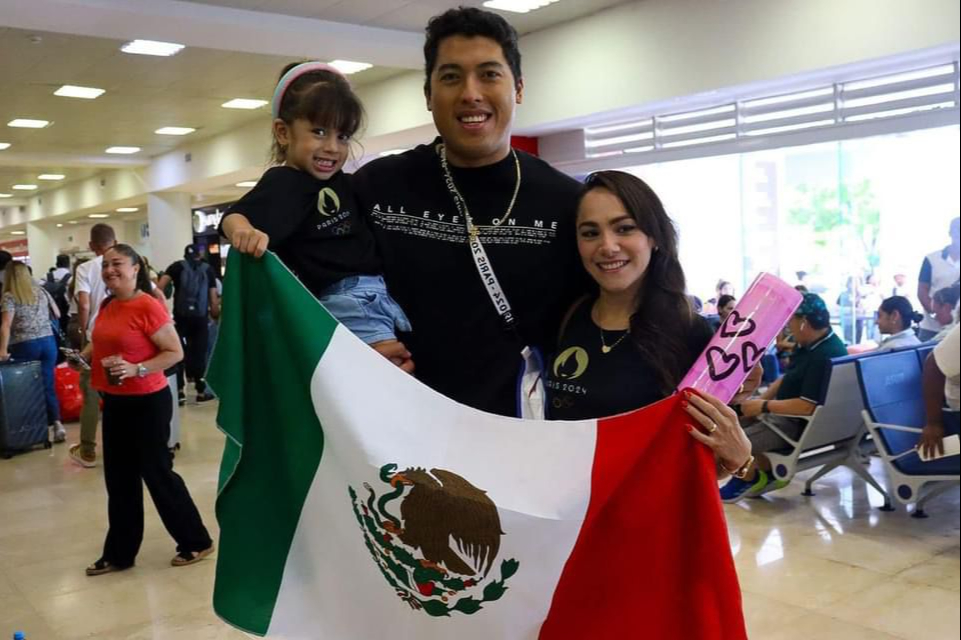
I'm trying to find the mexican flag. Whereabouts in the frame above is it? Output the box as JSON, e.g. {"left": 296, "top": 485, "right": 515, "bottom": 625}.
{"left": 208, "top": 253, "right": 746, "bottom": 640}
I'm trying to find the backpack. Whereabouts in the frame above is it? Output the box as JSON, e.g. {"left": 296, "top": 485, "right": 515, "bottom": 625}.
{"left": 173, "top": 260, "right": 210, "bottom": 318}
{"left": 44, "top": 271, "right": 71, "bottom": 321}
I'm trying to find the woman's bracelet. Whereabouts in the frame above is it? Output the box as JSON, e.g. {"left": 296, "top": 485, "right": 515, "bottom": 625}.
{"left": 723, "top": 454, "right": 755, "bottom": 479}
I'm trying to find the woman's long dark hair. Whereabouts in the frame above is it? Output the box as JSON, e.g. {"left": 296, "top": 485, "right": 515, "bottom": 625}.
{"left": 101, "top": 244, "right": 153, "bottom": 308}
{"left": 579, "top": 170, "right": 695, "bottom": 395}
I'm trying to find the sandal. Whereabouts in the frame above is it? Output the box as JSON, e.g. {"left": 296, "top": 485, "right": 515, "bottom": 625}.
{"left": 171, "top": 545, "right": 214, "bottom": 567}
{"left": 86, "top": 558, "right": 131, "bottom": 576}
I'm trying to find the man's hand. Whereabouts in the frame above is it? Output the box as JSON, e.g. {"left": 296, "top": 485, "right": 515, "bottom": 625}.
{"left": 372, "top": 340, "right": 415, "bottom": 374}
{"left": 731, "top": 363, "right": 763, "bottom": 404}
{"left": 739, "top": 399, "right": 763, "bottom": 418}
{"left": 918, "top": 423, "right": 945, "bottom": 459}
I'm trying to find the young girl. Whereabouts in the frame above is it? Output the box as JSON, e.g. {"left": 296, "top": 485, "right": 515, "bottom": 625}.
{"left": 221, "top": 62, "right": 411, "bottom": 366}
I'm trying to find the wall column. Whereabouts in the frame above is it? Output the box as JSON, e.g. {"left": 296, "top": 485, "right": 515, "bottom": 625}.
{"left": 147, "top": 192, "right": 194, "bottom": 273}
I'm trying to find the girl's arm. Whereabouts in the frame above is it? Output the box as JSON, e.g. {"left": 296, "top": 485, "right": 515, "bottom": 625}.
{"left": 222, "top": 213, "right": 270, "bottom": 257}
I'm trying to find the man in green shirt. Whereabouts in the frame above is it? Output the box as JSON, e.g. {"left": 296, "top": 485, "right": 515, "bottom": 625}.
{"left": 720, "top": 293, "right": 848, "bottom": 502}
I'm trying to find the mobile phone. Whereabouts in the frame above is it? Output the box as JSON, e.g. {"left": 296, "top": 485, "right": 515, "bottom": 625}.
{"left": 60, "top": 347, "right": 91, "bottom": 371}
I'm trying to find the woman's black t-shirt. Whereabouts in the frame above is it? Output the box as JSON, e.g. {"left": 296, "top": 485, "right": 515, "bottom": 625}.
{"left": 546, "top": 298, "right": 715, "bottom": 421}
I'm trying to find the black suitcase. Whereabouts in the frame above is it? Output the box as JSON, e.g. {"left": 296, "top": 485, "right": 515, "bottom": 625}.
{"left": 0, "top": 360, "right": 50, "bottom": 458}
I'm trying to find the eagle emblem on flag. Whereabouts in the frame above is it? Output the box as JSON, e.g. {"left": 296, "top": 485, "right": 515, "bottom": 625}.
{"left": 349, "top": 464, "right": 520, "bottom": 616}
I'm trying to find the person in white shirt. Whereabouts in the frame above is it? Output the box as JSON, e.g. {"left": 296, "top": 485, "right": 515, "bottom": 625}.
{"left": 875, "top": 296, "right": 922, "bottom": 351}
{"left": 68, "top": 224, "right": 116, "bottom": 468}
{"left": 917, "top": 217, "right": 960, "bottom": 341}
{"left": 920, "top": 323, "right": 960, "bottom": 458}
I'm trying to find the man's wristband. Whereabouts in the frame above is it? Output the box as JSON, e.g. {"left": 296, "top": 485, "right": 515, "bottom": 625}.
{"left": 761, "top": 400, "right": 770, "bottom": 414}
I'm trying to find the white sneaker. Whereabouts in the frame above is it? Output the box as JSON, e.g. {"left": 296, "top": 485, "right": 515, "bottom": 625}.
{"left": 52, "top": 421, "right": 67, "bottom": 443}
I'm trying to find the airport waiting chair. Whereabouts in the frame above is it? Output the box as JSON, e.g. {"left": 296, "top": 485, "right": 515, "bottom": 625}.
{"left": 762, "top": 353, "right": 890, "bottom": 506}
{"left": 856, "top": 350, "right": 960, "bottom": 517}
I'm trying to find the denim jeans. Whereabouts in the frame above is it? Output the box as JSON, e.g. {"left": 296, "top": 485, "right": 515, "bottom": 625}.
{"left": 9, "top": 334, "right": 61, "bottom": 424}
{"left": 319, "top": 275, "right": 411, "bottom": 344}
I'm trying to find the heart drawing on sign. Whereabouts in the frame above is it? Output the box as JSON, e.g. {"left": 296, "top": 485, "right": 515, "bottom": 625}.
{"left": 706, "top": 346, "right": 741, "bottom": 381}
{"left": 720, "top": 310, "right": 757, "bottom": 339}
{"left": 741, "top": 341, "right": 763, "bottom": 373}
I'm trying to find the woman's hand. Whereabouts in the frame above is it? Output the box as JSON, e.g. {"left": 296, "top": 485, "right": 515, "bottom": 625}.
{"left": 682, "top": 388, "right": 752, "bottom": 474}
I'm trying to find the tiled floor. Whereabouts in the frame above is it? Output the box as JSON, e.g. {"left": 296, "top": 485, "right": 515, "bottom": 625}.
{"left": 1, "top": 402, "right": 958, "bottom": 639}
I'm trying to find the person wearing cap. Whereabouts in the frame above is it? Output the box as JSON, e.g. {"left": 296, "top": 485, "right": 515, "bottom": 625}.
{"left": 157, "top": 245, "right": 220, "bottom": 403}
{"left": 719, "top": 293, "right": 848, "bottom": 502}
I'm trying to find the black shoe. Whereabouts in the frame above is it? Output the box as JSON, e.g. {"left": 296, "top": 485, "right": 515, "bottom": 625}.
{"left": 196, "top": 391, "right": 215, "bottom": 403}
{"left": 178, "top": 392, "right": 186, "bottom": 407}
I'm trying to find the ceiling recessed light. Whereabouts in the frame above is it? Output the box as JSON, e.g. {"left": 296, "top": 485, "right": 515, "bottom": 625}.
{"left": 116, "top": 207, "right": 139, "bottom": 212}
{"left": 10, "top": 230, "right": 26, "bottom": 236}
{"left": 0, "top": 193, "right": 13, "bottom": 198}
{"left": 54, "top": 85, "right": 105, "bottom": 99}
{"left": 105, "top": 146, "right": 140, "bottom": 154}
{"left": 328, "top": 60, "right": 373, "bottom": 75}
{"left": 378, "top": 148, "right": 407, "bottom": 157}
{"left": 68, "top": 220, "right": 79, "bottom": 225}
{"left": 0, "top": 142, "right": 10, "bottom": 150}
{"left": 12, "top": 184, "right": 38, "bottom": 190}
{"left": 221, "top": 98, "right": 268, "bottom": 110}
{"left": 235, "top": 181, "right": 257, "bottom": 188}
{"left": 483, "top": 0, "right": 560, "bottom": 13}
{"left": 38, "top": 174, "right": 65, "bottom": 180}
{"left": 155, "top": 126, "right": 196, "bottom": 136}
{"left": 7, "top": 119, "right": 50, "bottom": 128}
{"left": 88, "top": 213, "right": 110, "bottom": 219}
{"left": 56, "top": 223, "right": 64, "bottom": 227}
{"left": 121, "top": 39, "right": 185, "bottom": 57}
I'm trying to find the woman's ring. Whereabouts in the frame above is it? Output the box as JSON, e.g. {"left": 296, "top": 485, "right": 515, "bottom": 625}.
{"left": 707, "top": 422, "right": 718, "bottom": 434}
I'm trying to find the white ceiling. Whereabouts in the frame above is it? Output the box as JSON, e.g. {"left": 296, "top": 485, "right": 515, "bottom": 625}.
{"left": 0, "top": 0, "right": 632, "bottom": 200}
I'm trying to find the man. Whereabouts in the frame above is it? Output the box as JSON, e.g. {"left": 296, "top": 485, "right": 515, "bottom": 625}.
{"left": 353, "top": 7, "right": 584, "bottom": 416}
{"left": 157, "top": 245, "right": 220, "bottom": 403}
{"left": 45, "top": 254, "right": 72, "bottom": 332}
{"left": 68, "top": 224, "right": 115, "bottom": 467}
{"left": 919, "top": 323, "right": 960, "bottom": 459}
{"left": 918, "top": 217, "right": 960, "bottom": 341}
{"left": 719, "top": 293, "right": 848, "bottom": 502}
{"left": 0, "top": 250, "right": 12, "bottom": 292}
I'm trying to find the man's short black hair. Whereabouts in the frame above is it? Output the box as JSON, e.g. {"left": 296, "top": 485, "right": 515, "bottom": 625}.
{"left": 423, "top": 6, "right": 522, "bottom": 98}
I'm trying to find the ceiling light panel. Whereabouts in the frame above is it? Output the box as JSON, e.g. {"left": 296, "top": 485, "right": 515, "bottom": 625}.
{"left": 54, "top": 85, "right": 105, "bottom": 99}
{"left": 38, "top": 174, "right": 65, "bottom": 180}
{"left": 105, "top": 146, "right": 141, "bottom": 154}
{"left": 88, "top": 213, "right": 110, "bottom": 218}
{"left": 483, "top": 0, "right": 560, "bottom": 13}
{"left": 10, "top": 230, "right": 26, "bottom": 235}
{"left": 0, "top": 193, "right": 13, "bottom": 198}
{"left": 0, "top": 143, "right": 10, "bottom": 150}
{"left": 328, "top": 60, "right": 373, "bottom": 75}
{"left": 121, "top": 39, "right": 185, "bottom": 57}
{"left": 221, "top": 99, "right": 268, "bottom": 110}
{"left": 12, "top": 184, "right": 38, "bottom": 190}
{"left": 116, "top": 207, "right": 139, "bottom": 212}
{"left": 235, "top": 181, "right": 257, "bottom": 188}
{"left": 8, "top": 119, "right": 50, "bottom": 128}
{"left": 155, "top": 127, "right": 196, "bottom": 136}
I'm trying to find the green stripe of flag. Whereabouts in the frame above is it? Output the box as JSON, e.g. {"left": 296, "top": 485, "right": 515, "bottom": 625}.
{"left": 207, "top": 252, "right": 338, "bottom": 635}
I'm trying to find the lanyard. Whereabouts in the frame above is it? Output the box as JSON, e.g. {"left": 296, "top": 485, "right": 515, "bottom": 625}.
{"left": 438, "top": 144, "right": 521, "bottom": 330}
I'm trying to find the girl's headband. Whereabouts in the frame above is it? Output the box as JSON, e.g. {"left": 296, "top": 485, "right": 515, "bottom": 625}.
{"left": 271, "top": 62, "right": 347, "bottom": 119}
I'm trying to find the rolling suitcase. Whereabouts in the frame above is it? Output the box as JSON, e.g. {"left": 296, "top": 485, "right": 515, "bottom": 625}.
{"left": 0, "top": 360, "right": 50, "bottom": 458}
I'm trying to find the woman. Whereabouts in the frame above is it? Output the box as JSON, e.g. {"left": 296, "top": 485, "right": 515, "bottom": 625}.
{"left": 545, "top": 171, "right": 752, "bottom": 475}
{"left": 931, "top": 285, "right": 960, "bottom": 341}
{"left": 0, "top": 260, "right": 65, "bottom": 442}
{"left": 875, "top": 295, "right": 922, "bottom": 351}
{"left": 75, "top": 244, "right": 213, "bottom": 576}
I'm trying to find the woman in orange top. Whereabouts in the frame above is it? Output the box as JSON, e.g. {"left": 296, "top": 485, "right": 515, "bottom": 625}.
{"left": 77, "top": 244, "right": 213, "bottom": 576}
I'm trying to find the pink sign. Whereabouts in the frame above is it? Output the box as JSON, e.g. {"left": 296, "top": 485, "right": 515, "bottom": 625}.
{"left": 678, "top": 273, "right": 802, "bottom": 404}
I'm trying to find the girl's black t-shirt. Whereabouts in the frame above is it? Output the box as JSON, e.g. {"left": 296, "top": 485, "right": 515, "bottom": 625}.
{"left": 222, "top": 167, "right": 381, "bottom": 300}
{"left": 546, "top": 299, "right": 715, "bottom": 421}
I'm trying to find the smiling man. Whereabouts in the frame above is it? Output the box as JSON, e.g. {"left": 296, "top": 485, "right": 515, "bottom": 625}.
{"left": 354, "top": 7, "right": 584, "bottom": 416}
